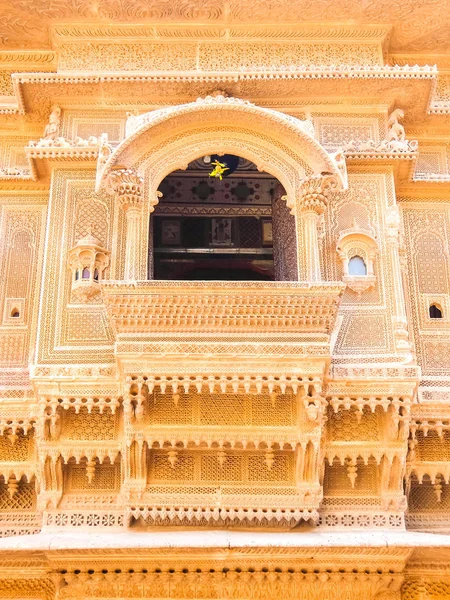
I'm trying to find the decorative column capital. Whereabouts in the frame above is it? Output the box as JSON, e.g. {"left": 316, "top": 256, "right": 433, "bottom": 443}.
{"left": 108, "top": 167, "right": 143, "bottom": 211}
{"left": 297, "top": 174, "right": 338, "bottom": 215}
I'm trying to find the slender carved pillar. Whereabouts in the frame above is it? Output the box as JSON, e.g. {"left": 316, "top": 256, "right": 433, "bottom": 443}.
{"left": 296, "top": 174, "right": 338, "bottom": 282}
{"left": 109, "top": 168, "right": 144, "bottom": 281}
{"left": 385, "top": 205, "right": 413, "bottom": 356}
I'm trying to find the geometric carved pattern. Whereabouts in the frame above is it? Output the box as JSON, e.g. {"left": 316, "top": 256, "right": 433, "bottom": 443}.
{"left": 149, "top": 450, "right": 293, "bottom": 485}
{"left": 150, "top": 391, "right": 296, "bottom": 427}
{"left": 0, "top": 432, "right": 31, "bottom": 461}
{"left": 323, "top": 460, "right": 379, "bottom": 495}
{"left": 63, "top": 408, "right": 118, "bottom": 441}
{"left": 327, "top": 407, "right": 379, "bottom": 442}
{"left": 66, "top": 462, "right": 121, "bottom": 492}
{"left": 0, "top": 481, "right": 35, "bottom": 511}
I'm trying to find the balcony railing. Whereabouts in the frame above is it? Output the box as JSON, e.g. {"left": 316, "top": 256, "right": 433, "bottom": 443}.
{"left": 102, "top": 280, "right": 345, "bottom": 336}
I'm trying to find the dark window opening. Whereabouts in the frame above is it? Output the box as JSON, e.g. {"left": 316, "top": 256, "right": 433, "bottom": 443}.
{"left": 82, "top": 268, "right": 90, "bottom": 279}
{"left": 430, "top": 304, "right": 443, "bottom": 319}
{"left": 75, "top": 270, "right": 79, "bottom": 281}
{"left": 94, "top": 269, "right": 99, "bottom": 281}
{"left": 11, "top": 309, "right": 20, "bottom": 318}
{"left": 150, "top": 155, "right": 297, "bottom": 281}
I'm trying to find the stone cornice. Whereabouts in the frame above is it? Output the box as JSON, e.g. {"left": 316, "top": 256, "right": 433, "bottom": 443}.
{"left": 0, "top": 529, "right": 444, "bottom": 555}
{"left": 101, "top": 280, "right": 345, "bottom": 335}
{"left": 0, "top": 66, "right": 436, "bottom": 127}
{"left": 13, "top": 64, "right": 437, "bottom": 85}
{"left": 51, "top": 23, "right": 392, "bottom": 44}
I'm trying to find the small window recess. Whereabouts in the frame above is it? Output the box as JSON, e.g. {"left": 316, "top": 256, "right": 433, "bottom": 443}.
{"left": 430, "top": 304, "right": 443, "bottom": 319}
{"left": 348, "top": 255, "right": 367, "bottom": 276}
{"left": 11, "top": 309, "right": 20, "bottom": 318}
{"left": 336, "top": 227, "right": 378, "bottom": 297}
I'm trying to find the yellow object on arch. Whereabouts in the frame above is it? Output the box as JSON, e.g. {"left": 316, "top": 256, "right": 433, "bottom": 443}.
{"left": 209, "top": 160, "right": 229, "bottom": 180}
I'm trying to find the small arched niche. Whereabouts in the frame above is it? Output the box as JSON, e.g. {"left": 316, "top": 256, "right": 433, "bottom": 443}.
{"left": 348, "top": 255, "right": 367, "bottom": 276}
{"left": 336, "top": 227, "right": 378, "bottom": 297}
{"left": 150, "top": 154, "right": 298, "bottom": 281}
{"left": 429, "top": 303, "right": 443, "bottom": 319}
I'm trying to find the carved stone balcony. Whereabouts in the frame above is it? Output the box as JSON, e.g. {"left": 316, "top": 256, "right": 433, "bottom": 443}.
{"left": 102, "top": 281, "right": 344, "bottom": 335}
{"left": 101, "top": 280, "right": 345, "bottom": 397}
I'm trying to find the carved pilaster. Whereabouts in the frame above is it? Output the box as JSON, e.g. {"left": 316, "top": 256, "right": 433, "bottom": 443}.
{"left": 385, "top": 205, "right": 413, "bottom": 356}
{"left": 272, "top": 183, "right": 298, "bottom": 280}
{"left": 296, "top": 174, "right": 338, "bottom": 282}
{"left": 108, "top": 168, "right": 144, "bottom": 281}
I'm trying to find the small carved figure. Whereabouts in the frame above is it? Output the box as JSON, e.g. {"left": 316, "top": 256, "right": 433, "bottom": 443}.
{"left": 54, "top": 137, "right": 71, "bottom": 148}
{"left": 387, "top": 108, "right": 406, "bottom": 142}
{"left": 97, "top": 134, "right": 112, "bottom": 170}
{"left": 43, "top": 105, "right": 61, "bottom": 141}
{"left": 125, "top": 110, "right": 140, "bottom": 136}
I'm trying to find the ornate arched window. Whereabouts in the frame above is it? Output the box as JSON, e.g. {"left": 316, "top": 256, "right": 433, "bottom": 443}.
{"left": 336, "top": 227, "right": 378, "bottom": 296}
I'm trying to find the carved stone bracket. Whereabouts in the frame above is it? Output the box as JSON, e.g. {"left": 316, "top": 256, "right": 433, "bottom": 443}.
{"left": 107, "top": 167, "right": 144, "bottom": 212}
{"left": 297, "top": 174, "right": 339, "bottom": 216}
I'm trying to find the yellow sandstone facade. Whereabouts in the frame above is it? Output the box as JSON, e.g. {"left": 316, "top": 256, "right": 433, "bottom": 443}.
{"left": 2, "top": 1, "right": 450, "bottom": 598}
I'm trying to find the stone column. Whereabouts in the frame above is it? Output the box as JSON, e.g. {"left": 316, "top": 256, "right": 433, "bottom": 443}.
{"left": 109, "top": 168, "right": 144, "bottom": 281}
{"left": 296, "top": 174, "right": 337, "bottom": 282}
{"left": 385, "top": 205, "right": 413, "bottom": 356}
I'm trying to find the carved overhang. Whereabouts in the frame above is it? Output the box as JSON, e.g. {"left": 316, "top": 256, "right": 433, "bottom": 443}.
{"left": 7, "top": 66, "right": 436, "bottom": 124}
{"left": 344, "top": 145, "right": 418, "bottom": 184}
{"left": 102, "top": 280, "right": 344, "bottom": 333}
{"left": 24, "top": 140, "right": 102, "bottom": 181}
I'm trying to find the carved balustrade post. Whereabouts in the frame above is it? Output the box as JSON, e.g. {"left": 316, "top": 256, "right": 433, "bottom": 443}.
{"left": 296, "top": 175, "right": 338, "bottom": 282}
{"left": 109, "top": 168, "right": 144, "bottom": 281}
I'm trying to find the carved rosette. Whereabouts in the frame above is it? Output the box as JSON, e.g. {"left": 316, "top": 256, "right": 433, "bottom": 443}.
{"left": 108, "top": 168, "right": 144, "bottom": 212}
{"left": 297, "top": 174, "right": 338, "bottom": 215}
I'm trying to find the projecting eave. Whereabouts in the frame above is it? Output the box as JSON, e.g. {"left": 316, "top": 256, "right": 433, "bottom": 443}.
{"left": 345, "top": 151, "right": 418, "bottom": 184}
{"left": 1, "top": 65, "right": 437, "bottom": 123}
{"left": 1, "top": 530, "right": 450, "bottom": 557}
{"left": 397, "top": 179, "right": 450, "bottom": 198}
